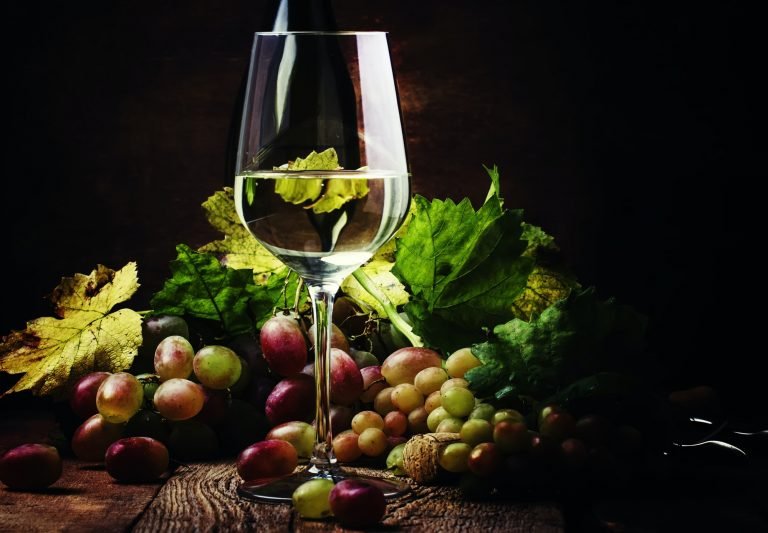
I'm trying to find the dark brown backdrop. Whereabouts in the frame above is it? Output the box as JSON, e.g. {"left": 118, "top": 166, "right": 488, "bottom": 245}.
{"left": 2, "top": 1, "right": 762, "bottom": 411}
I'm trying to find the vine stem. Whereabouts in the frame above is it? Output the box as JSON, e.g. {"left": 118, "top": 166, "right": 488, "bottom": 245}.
{"left": 351, "top": 269, "right": 423, "bottom": 347}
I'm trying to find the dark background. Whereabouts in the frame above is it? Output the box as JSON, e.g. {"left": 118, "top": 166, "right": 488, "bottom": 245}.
{"left": 1, "top": 1, "right": 762, "bottom": 413}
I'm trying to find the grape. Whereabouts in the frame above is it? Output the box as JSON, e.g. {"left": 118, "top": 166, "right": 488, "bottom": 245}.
{"left": 332, "top": 296, "right": 368, "bottom": 338}
{"left": 386, "top": 443, "right": 406, "bottom": 474}
{"left": 439, "top": 378, "right": 469, "bottom": 394}
{"left": 105, "top": 437, "right": 169, "bottom": 482}
{"left": 373, "top": 387, "right": 396, "bottom": 416}
{"left": 96, "top": 372, "right": 144, "bottom": 423}
{"left": 438, "top": 442, "right": 471, "bottom": 473}
{"left": 218, "top": 399, "right": 269, "bottom": 454}
{"left": 153, "top": 378, "right": 205, "bottom": 421}
{"left": 574, "top": 414, "right": 612, "bottom": 448}
{"left": 246, "top": 376, "right": 277, "bottom": 411}
{"left": 135, "top": 373, "right": 161, "bottom": 408}
{"left": 560, "top": 438, "right": 588, "bottom": 470}
{"left": 491, "top": 408, "right": 524, "bottom": 425}
{"left": 72, "top": 414, "right": 124, "bottom": 461}
{"left": 467, "top": 442, "right": 502, "bottom": 477}
{"left": 460, "top": 419, "right": 493, "bottom": 447}
{"left": 360, "top": 366, "right": 386, "bottom": 403}
{"left": 383, "top": 410, "right": 408, "bottom": 437}
{"left": 329, "top": 404, "right": 355, "bottom": 436}
{"left": 193, "top": 345, "right": 242, "bottom": 390}
{"left": 493, "top": 421, "right": 531, "bottom": 454}
{"left": 407, "top": 407, "right": 429, "bottom": 435}
{"left": 308, "top": 322, "right": 350, "bottom": 353}
{"left": 348, "top": 348, "right": 378, "bottom": 369}
{"left": 70, "top": 371, "right": 110, "bottom": 419}
{"left": 424, "top": 390, "right": 442, "bottom": 413}
{"left": 167, "top": 420, "right": 219, "bottom": 461}
{"left": 413, "top": 366, "right": 449, "bottom": 396}
{"left": 237, "top": 440, "right": 298, "bottom": 482}
{"left": 329, "top": 480, "right": 386, "bottom": 528}
{"left": 445, "top": 347, "right": 481, "bottom": 378}
{"left": 380, "top": 347, "right": 442, "bottom": 386}
{"left": 390, "top": 383, "right": 424, "bottom": 414}
{"left": 154, "top": 335, "right": 194, "bottom": 381}
{"left": 266, "top": 421, "right": 315, "bottom": 458}
{"left": 0, "top": 444, "right": 62, "bottom": 489}
{"left": 292, "top": 478, "right": 335, "bottom": 519}
{"left": 468, "top": 403, "right": 495, "bottom": 422}
{"left": 264, "top": 374, "right": 315, "bottom": 426}
{"left": 228, "top": 332, "right": 269, "bottom": 376}
{"left": 358, "top": 428, "right": 388, "bottom": 456}
{"left": 229, "top": 357, "right": 251, "bottom": 397}
{"left": 194, "top": 388, "right": 231, "bottom": 426}
{"left": 330, "top": 348, "right": 364, "bottom": 406}
{"left": 259, "top": 316, "right": 308, "bottom": 377}
{"left": 537, "top": 404, "right": 561, "bottom": 428}
{"left": 441, "top": 387, "right": 475, "bottom": 418}
{"left": 133, "top": 315, "right": 189, "bottom": 374}
{"left": 332, "top": 431, "right": 362, "bottom": 463}
{"left": 351, "top": 410, "right": 385, "bottom": 434}
{"left": 539, "top": 411, "right": 576, "bottom": 442}
{"left": 436, "top": 417, "right": 463, "bottom": 433}
{"left": 125, "top": 409, "right": 170, "bottom": 443}
{"left": 426, "top": 406, "right": 452, "bottom": 432}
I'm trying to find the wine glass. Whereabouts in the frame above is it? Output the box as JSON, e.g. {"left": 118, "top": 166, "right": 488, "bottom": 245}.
{"left": 233, "top": 31, "right": 410, "bottom": 502}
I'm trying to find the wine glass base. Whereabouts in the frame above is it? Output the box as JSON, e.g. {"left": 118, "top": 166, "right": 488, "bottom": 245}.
{"left": 237, "top": 467, "right": 409, "bottom": 503}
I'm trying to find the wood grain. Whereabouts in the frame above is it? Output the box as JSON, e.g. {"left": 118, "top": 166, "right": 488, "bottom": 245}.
{"left": 0, "top": 459, "right": 163, "bottom": 533}
{"left": 133, "top": 461, "right": 563, "bottom": 532}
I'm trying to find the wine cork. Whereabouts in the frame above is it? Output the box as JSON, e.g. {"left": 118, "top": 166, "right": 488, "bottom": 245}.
{"left": 402, "top": 433, "right": 461, "bottom": 483}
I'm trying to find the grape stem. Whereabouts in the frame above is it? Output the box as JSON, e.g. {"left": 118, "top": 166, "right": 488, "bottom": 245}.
{"left": 351, "top": 269, "right": 423, "bottom": 348}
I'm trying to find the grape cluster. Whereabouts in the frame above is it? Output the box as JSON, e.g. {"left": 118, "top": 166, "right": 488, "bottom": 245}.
{"left": 65, "top": 315, "right": 269, "bottom": 481}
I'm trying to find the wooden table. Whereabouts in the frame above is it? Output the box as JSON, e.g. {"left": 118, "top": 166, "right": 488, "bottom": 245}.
{"left": 0, "top": 459, "right": 564, "bottom": 532}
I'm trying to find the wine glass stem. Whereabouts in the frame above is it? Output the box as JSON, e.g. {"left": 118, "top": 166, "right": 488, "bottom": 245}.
{"left": 307, "top": 282, "right": 338, "bottom": 474}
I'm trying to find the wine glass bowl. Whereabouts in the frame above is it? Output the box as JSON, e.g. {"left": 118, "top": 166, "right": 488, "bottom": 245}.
{"left": 234, "top": 31, "right": 410, "bottom": 502}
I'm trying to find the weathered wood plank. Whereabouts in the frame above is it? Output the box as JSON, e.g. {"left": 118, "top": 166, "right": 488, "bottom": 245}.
{"left": 133, "top": 462, "right": 563, "bottom": 532}
{"left": 0, "top": 459, "right": 164, "bottom": 533}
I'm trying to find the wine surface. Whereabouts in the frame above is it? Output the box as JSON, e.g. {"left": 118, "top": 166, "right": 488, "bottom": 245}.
{"left": 235, "top": 170, "right": 409, "bottom": 283}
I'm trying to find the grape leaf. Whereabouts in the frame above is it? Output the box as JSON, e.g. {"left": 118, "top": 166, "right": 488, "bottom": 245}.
{"left": 199, "top": 187, "right": 285, "bottom": 283}
{"left": 151, "top": 245, "right": 279, "bottom": 336}
{"left": 465, "top": 287, "right": 647, "bottom": 402}
{"left": 392, "top": 169, "right": 534, "bottom": 353}
{"left": 0, "top": 263, "right": 142, "bottom": 397}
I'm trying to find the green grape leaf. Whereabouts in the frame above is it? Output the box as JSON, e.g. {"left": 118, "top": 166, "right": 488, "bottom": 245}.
{"left": 0, "top": 263, "right": 142, "bottom": 397}
{"left": 151, "top": 245, "right": 275, "bottom": 336}
{"left": 465, "top": 287, "right": 647, "bottom": 402}
{"left": 392, "top": 167, "right": 534, "bottom": 352}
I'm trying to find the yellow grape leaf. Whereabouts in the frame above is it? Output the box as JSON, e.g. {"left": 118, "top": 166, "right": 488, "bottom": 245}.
{"left": 198, "top": 187, "right": 286, "bottom": 284}
{"left": 0, "top": 263, "right": 143, "bottom": 397}
{"left": 510, "top": 265, "right": 576, "bottom": 320}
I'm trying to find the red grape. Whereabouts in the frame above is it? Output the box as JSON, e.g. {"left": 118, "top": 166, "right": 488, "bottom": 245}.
{"left": 72, "top": 414, "right": 124, "bottom": 462}
{"left": 70, "top": 372, "right": 110, "bottom": 419}
{"left": 264, "top": 374, "right": 315, "bottom": 426}
{"left": 105, "top": 437, "right": 169, "bottom": 482}
{"left": 260, "top": 316, "right": 308, "bottom": 377}
{"left": 237, "top": 440, "right": 298, "bottom": 482}
{"left": 329, "top": 480, "right": 386, "bottom": 528}
{"left": 0, "top": 444, "right": 62, "bottom": 490}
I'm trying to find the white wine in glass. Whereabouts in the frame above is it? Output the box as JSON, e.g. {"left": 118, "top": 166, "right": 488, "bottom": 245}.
{"left": 234, "top": 31, "right": 411, "bottom": 502}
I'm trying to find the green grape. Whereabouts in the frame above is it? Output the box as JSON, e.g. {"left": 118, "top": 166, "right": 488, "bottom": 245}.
{"left": 413, "top": 366, "right": 449, "bottom": 396}
{"left": 438, "top": 442, "right": 472, "bottom": 473}
{"left": 193, "top": 345, "right": 242, "bottom": 390}
{"left": 424, "top": 391, "right": 442, "bottom": 413}
{"left": 154, "top": 335, "right": 194, "bottom": 381}
{"left": 426, "top": 406, "right": 452, "bottom": 432}
{"left": 292, "top": 478, "right": 335, "bottom": 519}
{"left": 460, "top": 419, "right": 494, "bottom": 447}
{"left": 492, "top": 408, "right": 524, "bottom": 425}
{"left": 468, "top": 403, "right": 495, "bottom": 422}
{"left": 390, "top": 383, "right": 424, "bottom": 414}
{"left": 96, "top": 372, "right": 144, "bottom": 423}
{"left": 441, "top": 387, "right": 475, "bottom": 418}
{"left": 351, "top": 411, "right": 385, "bottom": 434}
{"left": 153, "top": 378, "right": 205, "bottom": 421}
{"left": 135, "top": 373, "right": 160, "bottom": 409}
{"left": 444, "top": 347, "right": 481, "bottom": 379}
{"left": 435, "top": 417, "right": 463, "bottom": 433}
{"left": 386, "top": 443, "right": 407, "bottom": 475}
{"left": 358, "top": 428, "right": 388, "bottom": 457}
{"left": 440, "top": 378, "right": 469, "bottom": 395}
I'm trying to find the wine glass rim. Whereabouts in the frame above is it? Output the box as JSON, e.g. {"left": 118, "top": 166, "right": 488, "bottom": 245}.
{"left": 254, "top": 31, "right": 388, "bottom": 36}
